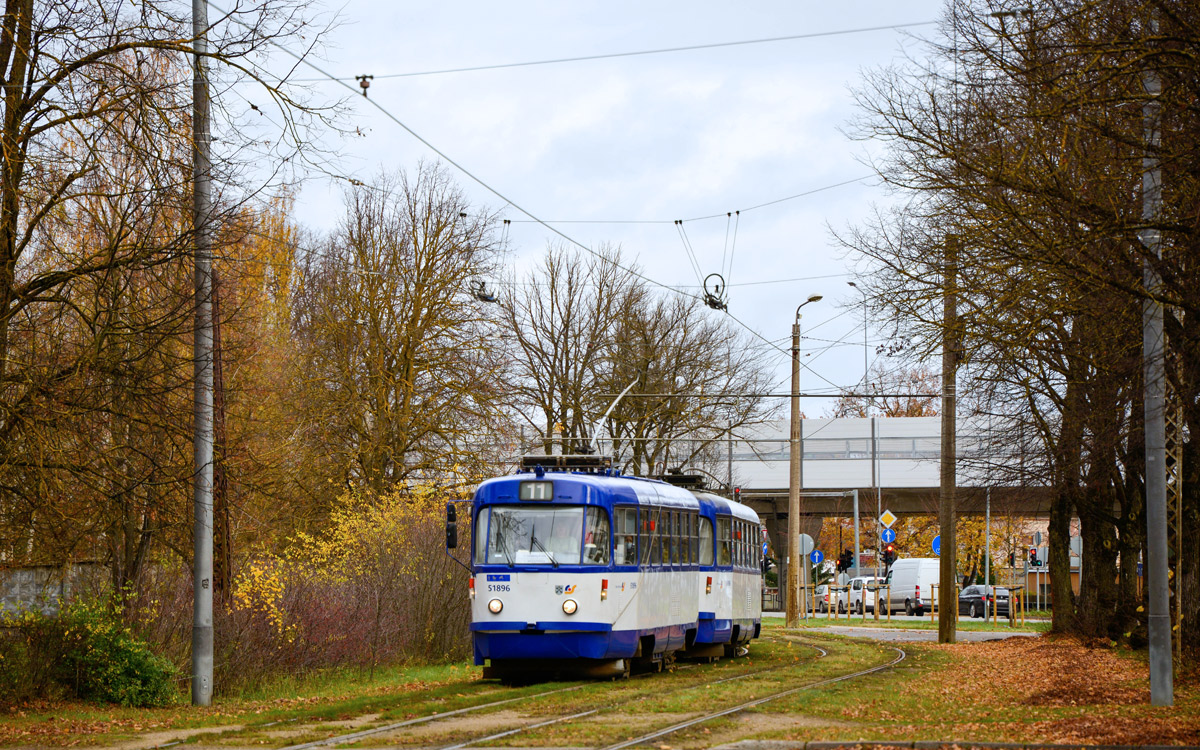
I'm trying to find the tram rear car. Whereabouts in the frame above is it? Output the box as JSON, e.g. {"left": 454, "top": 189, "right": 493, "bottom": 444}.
{"left": 458, "top": 463, "right": 762, "bottom": 680}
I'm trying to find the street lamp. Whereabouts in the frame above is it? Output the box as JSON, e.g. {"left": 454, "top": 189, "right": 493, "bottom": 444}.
{"left": 786, "top": 293, "right": 822, "bottom": 627}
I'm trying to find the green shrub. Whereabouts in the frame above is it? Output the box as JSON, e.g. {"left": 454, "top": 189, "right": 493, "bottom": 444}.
{"left": 0, "top": 600, "right": 178, "bottom": 707}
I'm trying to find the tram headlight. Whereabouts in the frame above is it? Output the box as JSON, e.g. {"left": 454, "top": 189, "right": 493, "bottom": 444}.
{"left": 562, "top": 599, "right": 578, "bottom": 615}
{"left": 487, "top": 598, "right": 503, "bottom": 614}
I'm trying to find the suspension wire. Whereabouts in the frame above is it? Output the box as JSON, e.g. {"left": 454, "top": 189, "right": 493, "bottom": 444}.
{"left": 506, "top": 175, "right": 872, "bottom": 226}
{"left": 722, "top": 307, "right": 842, "bottom": 392}
{"left": 205, "top": 1, "right": 705, "bottom": 307}
{"left": 674, "top": 220, "right": 705, "bottom": 286}
{"left": 720, "top": 212, "right": 732, "bottom": 277}
{"left": 726, "top": 210, "right": 741, "bottom": 284}
{"left": 286, "top": 21, "right": 938, "bottom": 82}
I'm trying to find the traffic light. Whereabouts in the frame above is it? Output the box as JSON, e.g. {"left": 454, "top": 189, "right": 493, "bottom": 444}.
{"left": 836, "top": 548, "right": 853, "bottom": 572}
{"left": 883, "top": 543, "right": 896, "bottom": 566}
{"left": 1008, "top": 551, "right": 1016, "bottom": 567}
{"left": 1029, "top": 547, "right": 1041, "bottom": 567}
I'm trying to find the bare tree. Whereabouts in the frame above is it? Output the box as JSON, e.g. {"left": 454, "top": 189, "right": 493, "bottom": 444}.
{"left": 500, "top": 243, "right": 636, "bottom": 454}
{"left": 291, "top": 164, "right": 508, "bottom": 505}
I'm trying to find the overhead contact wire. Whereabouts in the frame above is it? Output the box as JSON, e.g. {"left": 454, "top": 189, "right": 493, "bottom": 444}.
{"left": 289, "top": 22, "right": 937, "bottom": 81}
{"left": 207, "top": 0, "right": 704, "bottom": 305}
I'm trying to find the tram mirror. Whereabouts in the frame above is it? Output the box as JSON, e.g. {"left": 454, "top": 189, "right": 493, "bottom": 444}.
{"left": 446, "top": 503, "right": 458, "bottom": 549}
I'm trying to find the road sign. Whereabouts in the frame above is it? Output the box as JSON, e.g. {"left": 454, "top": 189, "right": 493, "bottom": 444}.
{"left": 932, "top": 534, "right": 941, "bottom": 556}
{"left": 798, "top": 533, "right": 814, "bottom": 556}
{"left": 879, "top": 509, "right": 897, "bottom": 528}
{"left": 810, "top": 550, "right": 824, "bottom": 564}
{"left": 881, "top": 528, "right": 897, "bottom": 544}
{"left": 763, "top": 541, "right": 769, "bottom": 555}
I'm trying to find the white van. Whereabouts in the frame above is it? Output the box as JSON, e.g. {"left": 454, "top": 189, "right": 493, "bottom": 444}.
{"left": 883, "top": 558, "right": 941, "bottom": 616}
{"left": 838, "top": 575, "right": 886, "bottom": 614}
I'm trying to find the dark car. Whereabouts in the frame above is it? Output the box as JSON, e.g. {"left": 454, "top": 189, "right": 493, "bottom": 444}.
{"left": 958, "top": 585, "right": 1010, "bottom": 618}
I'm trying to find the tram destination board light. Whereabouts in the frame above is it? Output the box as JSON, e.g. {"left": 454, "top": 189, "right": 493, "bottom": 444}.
{"left": 519, "top": 481, "right": 553, "bottom": 500}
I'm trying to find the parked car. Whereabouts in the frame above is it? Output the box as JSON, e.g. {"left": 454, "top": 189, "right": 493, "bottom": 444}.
{"left": 842, "top": 575, "right": 887, "bottom": 614}
{"left": 882, "top": 558, "right": 941, "bottom": 616}
{"left": 958, "top": 584, "right": 1011, "bottom": 618}
{"left": 815, "top": 584, "right": 831, "bottom": 613}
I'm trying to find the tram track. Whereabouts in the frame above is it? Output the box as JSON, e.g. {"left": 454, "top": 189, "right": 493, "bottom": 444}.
{"left": 277, "top": 640, "right": 821, "bottom": 750}
{"left": 432, "top": 647, "right": 827, "bottom": 750}
{"left": 599, "top": 645, "right": 906, "bottom": 750}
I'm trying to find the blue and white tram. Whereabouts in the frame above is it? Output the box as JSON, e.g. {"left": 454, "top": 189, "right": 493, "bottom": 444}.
{"left": 454, "top": 460, "right": 762, "bottom": 680}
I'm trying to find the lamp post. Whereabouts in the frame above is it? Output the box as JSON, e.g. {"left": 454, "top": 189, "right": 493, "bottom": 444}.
{"left": 786, "top": 293, "right": 822, "bottom": 627}
{"left": 848, "top": 281, "right": 877, "bottom": 581}
{"left": 847, "top": 281, "right": 869, "bottom": 393}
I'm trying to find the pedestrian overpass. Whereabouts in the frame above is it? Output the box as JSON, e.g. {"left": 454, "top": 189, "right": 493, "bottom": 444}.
{"left": 715, "top": 417, "right": 1052, "bottom": 559}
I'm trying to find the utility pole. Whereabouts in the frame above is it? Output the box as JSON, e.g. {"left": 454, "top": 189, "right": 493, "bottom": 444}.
{"left": 192, "top": 0, "right": 215, "bottom": 707}
{"left": 787, "top": 294, "right": 821, "bottom": 627}
{"left": 1141, "top": 25, "right": 1173, "bottom": 706}
{"left": 938, "top": 236, "right": 958, "bottom": 644}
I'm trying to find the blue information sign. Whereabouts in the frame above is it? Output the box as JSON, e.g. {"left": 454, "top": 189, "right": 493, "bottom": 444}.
{"left": 881, "top": 528, "right": 897, "bottom": 544}
{"left": 810, "top": 550, "right": 824, "bottom": 564}
{"left": 763, "top": 541, "right": 769, "bottom": 555}
{"left": 932, "top": 535, "right": 941, "bottom": 556}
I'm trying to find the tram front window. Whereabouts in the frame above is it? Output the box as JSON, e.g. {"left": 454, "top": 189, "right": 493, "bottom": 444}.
{"left": 486, "top": 506, "right": 584, "bottom": 566}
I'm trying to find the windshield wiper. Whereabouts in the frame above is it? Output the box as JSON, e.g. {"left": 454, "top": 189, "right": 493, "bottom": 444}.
{"left": 529, "top": 533, "right": 559, "bottom": 568}
{"left": 496, "top": 536, "right": 515, "bottom": 567}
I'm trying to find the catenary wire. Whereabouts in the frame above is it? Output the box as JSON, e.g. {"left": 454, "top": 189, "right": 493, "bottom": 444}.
{"left": 287, "top": 22, "right": 938, "bottom": 82}
{"left": 209, "top": 2, "right": 880, "bottom": 399}
{"left": 206, "top": 1, "right": 705, "bottom": 307}
{"left": 504, "top": 175, "right": 872, "bottom": 225}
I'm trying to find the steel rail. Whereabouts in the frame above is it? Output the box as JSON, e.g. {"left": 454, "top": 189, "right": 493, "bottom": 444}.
{"left": 278, "top": 657, "right": 703, "bottom": 750}
{"left": 427, "top": 640, "right": 827, "bottom": 750}
{"left": 599, "top": 645, "right": 906, "bottom": 750}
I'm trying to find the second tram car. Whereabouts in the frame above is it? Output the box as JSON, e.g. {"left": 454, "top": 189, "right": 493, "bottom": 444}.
{"left": 450, "top": 456, "right": 763, "bottom": 681}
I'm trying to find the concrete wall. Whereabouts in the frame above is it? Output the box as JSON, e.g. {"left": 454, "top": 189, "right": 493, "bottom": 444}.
{"left": 0, "top": 564, "right": 103, "bottom": 616}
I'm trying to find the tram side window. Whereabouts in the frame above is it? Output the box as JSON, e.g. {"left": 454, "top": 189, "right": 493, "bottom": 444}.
{"left": 664, "top": 511, "right": 672, "bottom": 566}
{"left": 583, "top": 507, "right": 611, "bottom": 565}
{"left": 734, "top": 521, "right": 743, "bottom": 568}
{"left": 686, "top": 511, "right": 696, "bottom": 564}
{"left": 690, "top": 513, "right": 699, "bottom": 564}
{"left": 663, "top": 511, "right": 672, "bottom": 566}
{"left": 639, "top": 513, "right": 652, "bottom": 565}
{"left": 474, "top": 508, "right": 489, "bottom": 564}
{"left": 671, "top": 511, "right": 680, "bottom": 566}
{"left": 717, "top": 517, "right": 732, "bottom": 566}
{"left": 699, "top": 516, "right": 714, "bottom": 566}
{"left": 615, "top": 507, "right": 637, "bottom": 565}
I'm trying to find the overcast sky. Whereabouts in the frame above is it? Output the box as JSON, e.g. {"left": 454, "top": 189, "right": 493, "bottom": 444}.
{"left": 261, "top": 0, "right": 950, "bottom": 415}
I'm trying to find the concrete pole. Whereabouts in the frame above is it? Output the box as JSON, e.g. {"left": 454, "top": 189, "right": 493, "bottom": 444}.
{"left": 938, "top": 235, "right": 958, "bottom": 645}
{"left": 852, "top": 489, "right": 861, "bottom": 580}
{"left": 727, "top": 422, "right": 733, "bottom": 494}
{"left": 786, "top": 319, "right": 802, "bottom": 627}
{"left": 786, "top": 296, "right": 821, "bottom": 625}
{"left": 191, "top": 0, "right": 215, "bottom": 707}
{"left": 872, "top": 417, "right": 880, "bottom": 581}
{"left": 985, "top": 488, "right": 991, "bottom": 618}
{"left": 1141, "top": 41, "right": 1173, "bottom": 707}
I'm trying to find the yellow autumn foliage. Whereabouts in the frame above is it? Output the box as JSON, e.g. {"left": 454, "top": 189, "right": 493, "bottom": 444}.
{"left": 287, "top": 486, "right": 447, "bottom": 583}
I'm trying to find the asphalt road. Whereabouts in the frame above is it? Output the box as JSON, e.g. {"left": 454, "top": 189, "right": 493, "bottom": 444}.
{"left": 762, "top": 611, "right": 1044, "bottom": 641}
{"left": 818, "top": 625, "right": 1040, "bottom": 642}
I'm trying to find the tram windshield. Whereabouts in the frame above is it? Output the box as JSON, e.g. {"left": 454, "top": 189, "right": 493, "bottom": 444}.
{"left": 482, "top": 506, "right": 609, "bottom": 566}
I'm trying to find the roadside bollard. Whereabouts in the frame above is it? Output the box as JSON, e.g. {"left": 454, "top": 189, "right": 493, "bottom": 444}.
{"left": 886, "top": 585, "right": 892, "bottom": 622}
{"left": 930, "top": 584, "right": 937, "bottom": 622}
